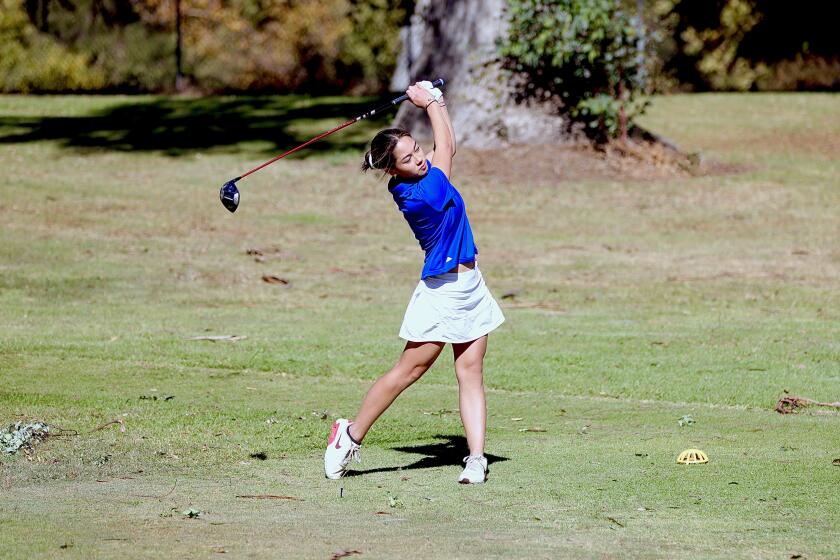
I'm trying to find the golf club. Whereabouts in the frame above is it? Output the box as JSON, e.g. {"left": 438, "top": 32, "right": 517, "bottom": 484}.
{"left": 220, "top": 77, "right": 446, "bottom": 213}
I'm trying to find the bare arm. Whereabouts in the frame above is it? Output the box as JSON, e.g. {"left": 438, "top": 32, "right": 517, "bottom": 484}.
{"left": 427, "top": 102, "right": 454, "bottom": 179}
{"left": 406, "top": 84, "right": 456, "bottom": 179}
{"left": 436, "top": 100, "right": 456, "bottom": 155}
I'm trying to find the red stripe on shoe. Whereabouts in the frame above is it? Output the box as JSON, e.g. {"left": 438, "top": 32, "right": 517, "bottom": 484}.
{"left": 327, "top": 421, "right": 340, "bottom": 445}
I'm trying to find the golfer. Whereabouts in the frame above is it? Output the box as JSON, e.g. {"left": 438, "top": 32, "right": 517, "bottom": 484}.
{"left": 324, "top": 81, "right": 505, "bottom": 484}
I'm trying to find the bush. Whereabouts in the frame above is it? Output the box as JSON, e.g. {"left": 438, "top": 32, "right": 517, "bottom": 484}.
{"left": 499, "top": 0, "right": 655, "bottom": 141}
{"left": 0, "top": 0, "right": 105, "bottom": 92}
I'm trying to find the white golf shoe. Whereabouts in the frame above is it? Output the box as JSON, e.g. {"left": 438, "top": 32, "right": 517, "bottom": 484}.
{"left": 324, "top": 418, "right": 361, "bottom": 480}
{"left": 458, "top": 454, "right": 488, "bottom": 484}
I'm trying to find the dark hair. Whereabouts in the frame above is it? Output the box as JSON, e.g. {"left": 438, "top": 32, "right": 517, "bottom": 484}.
{"left": 361, "top": 128, "right": 411, "bottom": 173}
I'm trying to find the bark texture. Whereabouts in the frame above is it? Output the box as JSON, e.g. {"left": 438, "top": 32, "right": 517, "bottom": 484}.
{"left": 391, "top": 0, "right": 568, "bottom": 148}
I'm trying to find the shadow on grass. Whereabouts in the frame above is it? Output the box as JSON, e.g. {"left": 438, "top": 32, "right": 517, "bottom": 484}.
{"left": 346, "top": 434, "right": 509, "bottom": 477}
{"left": 0, "top": 94, "right": 396, "bottom": 157}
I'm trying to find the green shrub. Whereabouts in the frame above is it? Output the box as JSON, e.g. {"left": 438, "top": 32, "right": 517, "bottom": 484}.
{"left": 499, "top": 0, "right": 655, "bottom": 141}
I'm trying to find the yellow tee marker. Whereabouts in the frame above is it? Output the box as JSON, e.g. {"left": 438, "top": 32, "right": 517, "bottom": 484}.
{"left": 677, "top": 449, "right": 709, "bottom": 464}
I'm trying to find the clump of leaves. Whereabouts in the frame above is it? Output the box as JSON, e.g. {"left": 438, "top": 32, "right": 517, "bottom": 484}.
{"left": 160, "top": 507, "right": 178, "bottom": 518}
{"left": 94, "top": 454, "right": 111, "bottom": 466}
{"left": 678, "top": 414, "right": 696, "bottom": 427}
{"left": 1, "top": 421, "right": 50, "bottom": 454}
{"left": 182, "top": 508, "right": 202, "bottom": 518}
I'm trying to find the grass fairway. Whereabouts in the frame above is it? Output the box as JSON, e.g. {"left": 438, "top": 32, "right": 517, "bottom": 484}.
{"left": 1, "top": 92, "right": 838, "bottom": 559}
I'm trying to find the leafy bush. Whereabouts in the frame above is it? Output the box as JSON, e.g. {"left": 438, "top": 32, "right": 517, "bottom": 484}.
{"left": 499, "top": 0, "right": 654, "bottom": 141}
{"left": 0, "top": 0, "right": 105, "bottom": 92}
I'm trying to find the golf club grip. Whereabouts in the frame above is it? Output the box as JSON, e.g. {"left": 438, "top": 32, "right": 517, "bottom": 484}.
{"left": 390, "top": 78, "right": 446, "bottom": 105}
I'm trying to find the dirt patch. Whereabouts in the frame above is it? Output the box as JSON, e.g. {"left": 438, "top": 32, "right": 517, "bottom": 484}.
{"left": 455, "top": 140, "right": 744, "bottom": 184}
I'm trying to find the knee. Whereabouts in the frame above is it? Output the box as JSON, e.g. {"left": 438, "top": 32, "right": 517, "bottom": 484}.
{"left": 391, "top": 363, "right": 429, "bottom": 386}
{"left": 455, "top": 363, "right": 483, "bottom": 385}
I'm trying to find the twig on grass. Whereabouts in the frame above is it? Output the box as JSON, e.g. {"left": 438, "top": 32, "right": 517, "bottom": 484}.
{"left": 91, "top": 418, "right": 126, "bottom": 433}
{"left": 49, "top": 425, "right": 79, "bottom": 437}
{"left": 775, "top": 395, "right": 840, "bottom": 414}
{"left": 607, "top": 516, "right": 624, "bottom": 527}
{"left": 330, "top": 550, "right": 361, "bottom": 560}
{"left": 133, "top": 479, "right": 178, "bottom": 499}
{"left": 235, "top": 494, "right": 303, "bottom": 501}
{"left": 187, "top": 335, "right": 247, "bottom": 342}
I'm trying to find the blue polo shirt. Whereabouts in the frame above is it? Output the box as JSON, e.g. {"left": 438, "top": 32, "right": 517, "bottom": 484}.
{"left": 388, "top": 160, "right": 478, "bottom": 279}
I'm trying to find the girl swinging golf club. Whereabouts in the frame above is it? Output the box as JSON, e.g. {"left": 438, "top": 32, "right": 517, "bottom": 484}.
{"left": 324, "top": 81, "right": 505, "bottom": 484}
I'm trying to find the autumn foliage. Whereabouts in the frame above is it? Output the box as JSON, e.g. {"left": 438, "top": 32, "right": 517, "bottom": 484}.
{"left": 1, "top": 0, "right": 409, "bottom": 93}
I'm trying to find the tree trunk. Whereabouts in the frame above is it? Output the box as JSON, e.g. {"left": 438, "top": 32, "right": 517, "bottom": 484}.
{"left": 391, "top": 0, "right": 568, "bottom": 148}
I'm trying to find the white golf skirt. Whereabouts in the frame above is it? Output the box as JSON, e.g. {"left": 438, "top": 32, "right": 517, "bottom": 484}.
{"left": 399, "top": 265, "right": 505, "bottom": 343}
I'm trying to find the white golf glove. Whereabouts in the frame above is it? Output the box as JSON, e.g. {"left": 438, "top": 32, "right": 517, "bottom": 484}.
{"left": 419, "top": 80, "right": 443, "bottom": 101}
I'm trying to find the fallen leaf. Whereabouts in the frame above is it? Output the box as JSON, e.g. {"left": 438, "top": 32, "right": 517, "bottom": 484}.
{"left": 518, "top": 427, "right": 547, "bottom": 432}
{"left": 607, "top": 516, "right": 624, "bottom": 527}
{"left": 677, "top": 414, "right": 695, "bottom": 427}
{"left": 331, "top": 550, "right": 361, "bottom": 560}
{"left": 249, "top": 452, "right": 267, "bottom": 460}
{"left": 510, "top": 417, "right": 524, "bottom": 422}
{"left": 832, "top": 458, "right": 840, "bottom": 466}
{"left": 261, "top": 275, "right": 290, "bottom": 285}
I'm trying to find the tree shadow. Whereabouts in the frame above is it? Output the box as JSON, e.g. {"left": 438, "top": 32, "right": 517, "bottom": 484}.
{"left": 0, "top": 94, "right": 397, "bottom": 157}
{"left": 345, "top": 434, "right": 509, "bottom": 477}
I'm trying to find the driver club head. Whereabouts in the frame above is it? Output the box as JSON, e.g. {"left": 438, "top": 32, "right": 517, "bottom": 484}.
{"left": 220, "top": 180, "right": 240, "bottom": 213}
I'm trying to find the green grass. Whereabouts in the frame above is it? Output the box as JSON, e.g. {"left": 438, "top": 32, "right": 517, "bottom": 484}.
{"left": 1, "top": 92, "right": 839, "bottom": 559}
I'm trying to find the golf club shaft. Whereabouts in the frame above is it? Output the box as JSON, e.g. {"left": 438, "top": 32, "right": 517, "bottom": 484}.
{"left": 234, "top": 78, "right": 445, "bottom": 182}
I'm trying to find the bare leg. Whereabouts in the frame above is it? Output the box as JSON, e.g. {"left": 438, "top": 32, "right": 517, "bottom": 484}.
{"left": 452, "top": 335, "right": 488, "bottom": 456}
{"left": 348, "top": 341, "right": 445, "bottom": 442}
